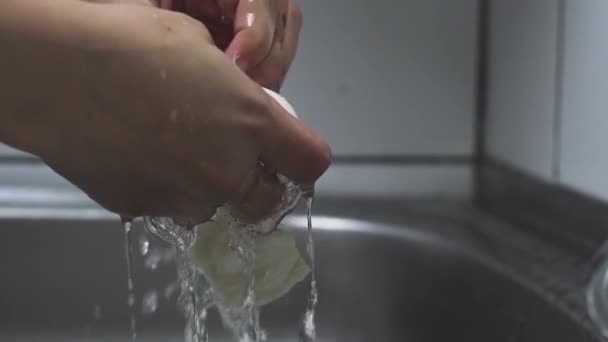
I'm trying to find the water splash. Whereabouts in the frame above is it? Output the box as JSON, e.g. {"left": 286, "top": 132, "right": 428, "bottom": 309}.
{"left": 143, "top": 218, "right": 207, "bottom": 341}
{"left": 122, "top": 218, "right": 137, "bottom": 341}
{"left": 144, "top": 245, "right": 175, "bottom": 271}
{"left": 144, "top": 249, "right": 162, "bottom": 271}
{"left": 164, "top": 281, "right": 179, "bottom": 300}
{"left": 184, "top": 282, "right": 215, "bottom": 342}
{"left": 143, "top": 180, "right": 313, "bottom": 342}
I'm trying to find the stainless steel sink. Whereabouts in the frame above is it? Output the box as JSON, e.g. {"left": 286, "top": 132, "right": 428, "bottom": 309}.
{"left": 0, "top": 198, "right": 602, "bottom": 341}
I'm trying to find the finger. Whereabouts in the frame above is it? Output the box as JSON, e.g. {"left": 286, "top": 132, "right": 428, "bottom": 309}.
{"left": 248, "top": 1, "right": 302, "bottom": 90}
{"left": 273, "top": 0, "right": 302, "bottom": 65}
{"left": 228, "top": 164, "right": 284, "bottom": 222}
{"left": 258, "top": 93, "right": 331, "bottom": 184}
{"left": 224, "top": 0, "right": 278, "bottom": 70}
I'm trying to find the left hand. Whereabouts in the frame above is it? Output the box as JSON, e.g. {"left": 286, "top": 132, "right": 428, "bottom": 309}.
{"left": 159, "top": 0, "right": 303, "bottom": 91}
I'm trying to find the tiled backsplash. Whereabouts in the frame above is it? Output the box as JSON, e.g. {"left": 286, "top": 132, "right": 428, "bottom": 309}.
{"left": 485, "top": 0, "right": 608, "bottom": 202}
{"left": 559, "top": 0, "right": 608, "bottom": 201}
{"left": 485, "top": 0, "right": 560, "bottom": 179}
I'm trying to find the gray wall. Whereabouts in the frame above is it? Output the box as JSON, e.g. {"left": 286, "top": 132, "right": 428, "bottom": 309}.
{"left": 0, "top": 0, "right": 480, "bottom": 198}
{"left": 284, "top": 0, "right": 479, "bottom": 197}
{"left": 559, "top": 0, "right": 608, "bottom": 201}
{"left": 284, "top": 0, "right": 478, "bottom": 157}
{"left": 485, "top": 0, "right": 608, "bottom": 202}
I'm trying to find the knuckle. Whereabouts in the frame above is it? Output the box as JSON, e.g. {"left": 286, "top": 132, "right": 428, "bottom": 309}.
{"left": 319, "top": 141, "right": 333, "bottom": 174}
{"left": 228, "top": 167, "right": 283, "bottom": 222}
{"left": 238, "top": 29, "right": 270, "bottom": 62}
{"left": 229, "top": 166, "right": 261, "bottom": 206}
{"left": 304, "top": 141, "right": 333, "bottom": 183}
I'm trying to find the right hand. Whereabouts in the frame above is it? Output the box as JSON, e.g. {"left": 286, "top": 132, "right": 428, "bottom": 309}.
{"left": 159, "top": 0, "right": 303, "bottom": 91}
{"left": 18, "top": 3, "right": 330, "bottom": 222}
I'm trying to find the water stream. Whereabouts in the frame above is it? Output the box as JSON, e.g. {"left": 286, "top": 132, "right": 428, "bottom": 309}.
{"left": 133, "top": 182, "right": 315, "bottom": 341}
{"left": 122, "top": 218, "right": 137, "bottom": 341}
{"left": 299, "top": 196, "right": 317, "bottom": 342}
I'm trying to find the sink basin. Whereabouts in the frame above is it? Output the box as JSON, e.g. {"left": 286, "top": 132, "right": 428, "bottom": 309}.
{"left": 0, "top": 198, "right": 601, "bottom": 341}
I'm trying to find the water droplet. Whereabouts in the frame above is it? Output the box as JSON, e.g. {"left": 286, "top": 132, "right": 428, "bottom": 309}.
{"left": 92, "top": 304, "right": 102, "bottom": 321}
{"left": 144, "top": 246, "right": 175, "bottom": 271}
{"left": 127, "top": 293, "right": 135, "bottom": 307}
{"left": 139, "top": 235, "right": 149, "bottom": 256}
{"left": 142, "top": 290, "right": 159, "bottom": 315}
{"left": 144, "top": 249, "right": 162, "bottom": 271}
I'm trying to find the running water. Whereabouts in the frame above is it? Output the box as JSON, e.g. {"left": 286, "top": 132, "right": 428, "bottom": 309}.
{"left": 299, "top": 196, "right": 318, "bottom": 342}
{"left": 122, "top": 218, "right": 137, "bottom": 341}
{"left": 218, "top": 225, "right": 266, "bottom": 342}
{"left": 143, "top": 181, "right": 314, "bottom": 342}
{"left": 144, "top": 217, "right": 209, "bottom": 342}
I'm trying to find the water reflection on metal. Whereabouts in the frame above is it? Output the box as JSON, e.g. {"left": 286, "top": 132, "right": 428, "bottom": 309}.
{"left": 283, "top": 215, "right": 440, "bottom": 246}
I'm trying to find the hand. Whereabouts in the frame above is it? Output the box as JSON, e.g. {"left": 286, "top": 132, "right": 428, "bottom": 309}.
{"left": 160, "top": 0, "right": 302, "bottom": 91}
{"left": 0, "top": 2, "right": 329, "bottom": 222}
